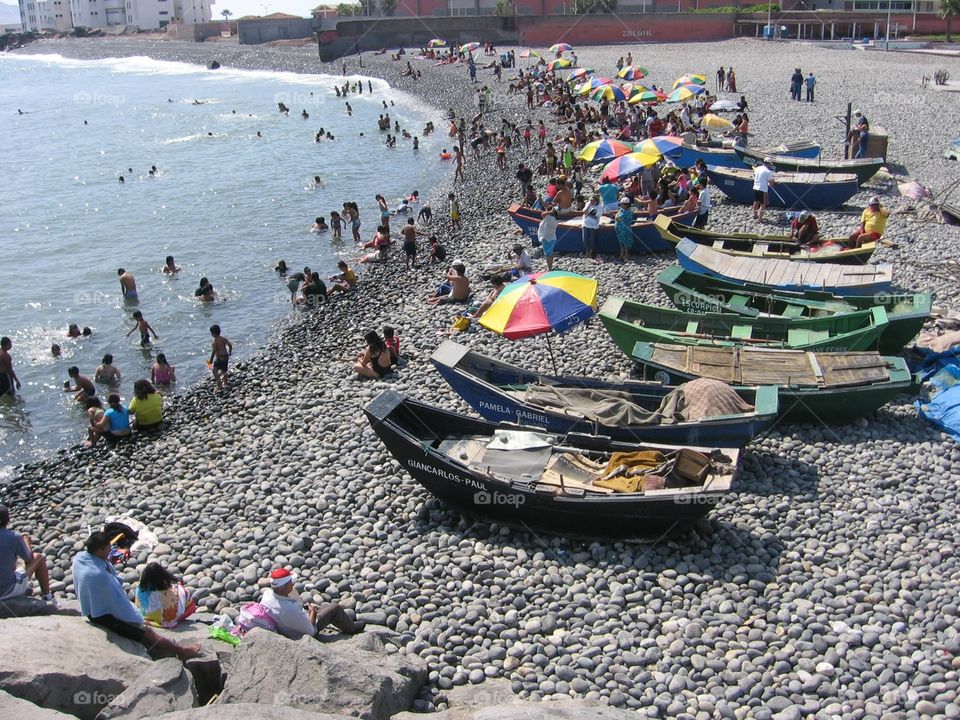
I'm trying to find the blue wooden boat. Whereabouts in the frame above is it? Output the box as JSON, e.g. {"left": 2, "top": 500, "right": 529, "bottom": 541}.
{"left": 707, "top": 166, "right": 860, "bottom": 210}
{"left": 669, "top": 140, "right": 820, "bottom": 170}
{"left": 507, "top": 204, "right": 696, "bottom": 255}
{"left": 675, "top": 237, "right": 893, "bottom": 297}
{"left": 430, "top": 340, "right": 779, "bottom": 448}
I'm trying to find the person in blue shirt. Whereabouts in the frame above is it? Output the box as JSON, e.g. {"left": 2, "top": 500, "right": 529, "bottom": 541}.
{"left": 72, "top": 531, "right": 200, "bottom": 659}
{"left": 89, "top": 393, "right": 132, "bottom": 447}
{"left": 598, "top": 178, "right": 620, "bottom": 213}
{"left": 0, "top": 504, "right": 54, "bottom": 604}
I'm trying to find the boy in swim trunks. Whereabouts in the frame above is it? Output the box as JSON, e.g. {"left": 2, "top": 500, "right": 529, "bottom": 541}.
{"left": 448, "top": 193, "right": 461, "bottom": 230}
{"left": 0, "top": 337, "right": 21, "bottom": 398}
{"left": 118, "top": 268, "right": 138, "bottom": 300}
{"left": 209, "top": 324, "right": 233, "bottom": 392}
{"left": 401, "top": 217, "right": 426, "bottom": 270}
{"left": 126, "top": 311, "right": 158, "bottom": 347}
{"left": 64, "top": 366, "right": 96, "bottom": 403}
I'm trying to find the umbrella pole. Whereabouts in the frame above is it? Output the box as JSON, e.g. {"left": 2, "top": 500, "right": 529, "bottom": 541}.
{"left": 545, "top": 333, "right": 559, "bottom": 375}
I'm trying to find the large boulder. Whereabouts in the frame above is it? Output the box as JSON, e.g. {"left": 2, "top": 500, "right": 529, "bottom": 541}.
{"left": 0, "top": 691, "right": 77, "bottom": 719}
{"left": 96, "top": 658, "right": 197, "bottom": 720}
{"left": 154, "top": 621, "right": 233, "bottom": 704}
{"left": 0, "top": 596, "right": 81, "bottom": 619}
{"left": 143, "top": 705, "right": 355, "bottom": 720}
{"left": 218, "top": 629, "right": 427, "bottom": 720}
{"left": 0, "top": 615, "right": 153, "bottom": 720}
{"left": 394, "top": 701, "right": 646, "bottom": 720}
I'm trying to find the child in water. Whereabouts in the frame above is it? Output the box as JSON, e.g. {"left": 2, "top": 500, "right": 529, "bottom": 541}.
{"left": 330, "top": 211, "right": 342, "bottom": 240}
{"left": 127, "top": 311, "right": 158, "bottom": 347}
{"left": 152, "top": 352, "right": 176, "bottom": 386}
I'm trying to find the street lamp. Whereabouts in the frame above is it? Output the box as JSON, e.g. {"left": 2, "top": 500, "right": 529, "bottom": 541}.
{"left": 884, "top": 0, "right": 892, "bottom": 51}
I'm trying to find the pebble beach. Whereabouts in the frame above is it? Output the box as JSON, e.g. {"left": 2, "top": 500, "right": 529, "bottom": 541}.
{"left": 6, "top": 36, "right": 960, "bottom": 719}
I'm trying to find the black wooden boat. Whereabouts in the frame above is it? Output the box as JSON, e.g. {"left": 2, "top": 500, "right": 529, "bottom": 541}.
{"left": 430, "top": 340, "right": 779, "bottom": 448}
{"left": 365, "top": 390, "right": 740, "bottom": 539}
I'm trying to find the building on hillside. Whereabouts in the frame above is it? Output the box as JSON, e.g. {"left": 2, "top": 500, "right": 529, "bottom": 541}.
{"left": 311, "top": 3, "right": 338, "bottom": 17}
{"left": 19, "top": 0, "right": 213, "bottom": 30}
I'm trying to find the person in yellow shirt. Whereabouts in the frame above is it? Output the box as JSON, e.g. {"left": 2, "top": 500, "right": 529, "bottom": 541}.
{"left": 128, "top": 379, "right": 163, "bottom": 429}
{"left": 848, "top": 196, "right": 889, "bottom": 248}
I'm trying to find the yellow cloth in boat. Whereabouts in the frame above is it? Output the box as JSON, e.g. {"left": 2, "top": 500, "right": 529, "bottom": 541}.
{"left": 594, "top": 474, "right": 667, "bottom": 493}
{"left": 601, "top": 450, "right": 668, "bottom": 478}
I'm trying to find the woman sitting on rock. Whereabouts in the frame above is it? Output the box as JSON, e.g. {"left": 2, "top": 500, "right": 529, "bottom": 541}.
{"left": 354, "top": 330, "right": 394, "bottom": 379}
{"left": 128, "top": 379, "right": 163, "bottom": 430}
{"left": 135, "top": 562, "right": 197, "bottom": 629}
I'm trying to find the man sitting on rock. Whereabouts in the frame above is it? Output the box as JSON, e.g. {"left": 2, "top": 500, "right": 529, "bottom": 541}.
{"left": 0, "top": 504, "right": 55, "bottom": 605}
{"left": 260, "top": 568, "right": 364, "bottom": 640}
{"left": 72, "top": 531, "right": 201, "bottom": 660}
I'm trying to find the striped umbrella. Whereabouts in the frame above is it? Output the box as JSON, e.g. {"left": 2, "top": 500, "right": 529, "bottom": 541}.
{"left": 591, "top": 85, "right": 628, "bottom": 102}
{"left": 634, "top": 136, "right": 684, "bottom": 157}
{"left": 666, "top": 85, "right": 708, "bottom": 103}
{"left": 673, "top": 73, "right": 707, "bottom": 88}
{"left": 576, "top": 139, "right": 635, "bottom": 165}
{"left": 566, "top": 67, "right": 594, "bottom": 82}
{"left": 460, "top": 42, "right": 480, "bottom": 53}
{"left": 546, "top": 58, "right": 572, "bottom": 72}
{"left": 599, "top": 151, "right": 660, "bottom": 183}
{"left": 428, "top": 39, "right": 446, "bottom": 48}
{"left": 549, "top": 43, "right": 574, "bottom": 53}
{"left": 576, "top": 77, "right": 613, "bottom": 95}
{"left": 627, "top": 88, "right": 667, "bottom": 105}
{"left": 618, "top": 65, "right": 649, "bottom": 81}
{"left": 519, "top": 48, "right": 541, "bottom": 59}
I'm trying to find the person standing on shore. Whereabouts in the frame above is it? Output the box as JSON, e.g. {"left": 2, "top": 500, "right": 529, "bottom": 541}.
{"left": 0, "top": 337, "right": 21, "bottom": 399}
{"left": 117, "top": 268, "right": 138, "bottom": 301}
{"left": 752, "top": 159, "right": 775, "bottom": 222}
{"left": 694, "top": 177, "right": 711, "bottom": 229}
{"left": 453, "top": 146, "right": 465, "bottom": 182}
{"left": 208, "top": 324, "right": 233, "bottom": 392}
{"left": 449, "top": 192, "right": 461, "bottom": 230}
{"left": 615, "top": 198, "right": 634, "bottom": 261}
{"left": 805, "top": 72, "right": 816, "bottom": 102}
{"left": 717, "top": 66, "right": 725, "bottom": 92}
{"left": 0, "top": 504, "right": 55, "bottom": 605}
{"left": 537, "top": 208, "right": 559, "bottom": 271}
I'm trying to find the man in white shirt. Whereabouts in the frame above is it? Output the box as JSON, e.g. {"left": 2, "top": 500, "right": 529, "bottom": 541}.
{"left": 536, "top": 208, "right": 560, "bottom": 271}
{"left": 694, "top": 177, "right": 711, "bottom": 229}
{"left": 752, "top": 158, "right": 776, "bottom": 222}
{"left": 581, "top": 193, "right": 602, "bottom": 259}
{"left": 259, "top": 568, "right": 364, "bottom": 640}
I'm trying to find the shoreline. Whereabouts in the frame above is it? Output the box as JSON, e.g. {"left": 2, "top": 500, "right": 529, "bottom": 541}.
{"left": 6, "top": 37, "right": 960, "bottom": 716}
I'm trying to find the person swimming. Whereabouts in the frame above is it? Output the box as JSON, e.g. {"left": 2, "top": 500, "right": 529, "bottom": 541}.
{"left": 194, "top": 277, "right": 216, "bottom": 302}
{"left": 163, "top": 255, "right": 180, "bottom": 274}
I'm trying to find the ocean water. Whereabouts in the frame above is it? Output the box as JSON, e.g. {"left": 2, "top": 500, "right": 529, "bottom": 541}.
{"left": 0, "top": 54, "right": 447, "bottom": 477}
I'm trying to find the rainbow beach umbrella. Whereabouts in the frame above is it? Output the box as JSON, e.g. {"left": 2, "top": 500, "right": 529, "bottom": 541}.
{"left": 673, "top": 73, "right": 707, "bottom": 88}
{"left": 460, "top": 42, "right": 480, "bottom": 53}
{"left": 428, "top": 39, "right": 446, "bottom": 48}
{"left": 567, "top": 67, "right": 594, "bottom": 82}
{"left": 577, "top": 138, "right": 634, "bottom": 165}
{"left": 666, "top": 85, "right": 707, "bottom": 103}
{"left": 519, "top": 48, "right": 541, "bottom": 59}
{"left": 599, "top": 151, "right": 660, "bottom": 183}
{"left": 634, "top": 136, "right": 684, "bottom": 157}
{"left": 549, "top": 43, "right": 574, "bottom": 53}
{"left": 591, "top": 85, "right": 628, "bottom": 102}
{"left": 576, "top": 77, "right": 613, "bottom": 95}
{"left": 618, "top": 65, "right": 649, "bottom": 81}
{"left": 628, "top": 88, "right": 666, "bottom": 105}
{"left": 546, "top": 58, "right": 572, "bottom": 72}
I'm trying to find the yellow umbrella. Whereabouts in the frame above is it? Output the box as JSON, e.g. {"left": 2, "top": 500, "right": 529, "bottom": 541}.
{"left": 701, "top": 113, "right": 734, "bottom": 131}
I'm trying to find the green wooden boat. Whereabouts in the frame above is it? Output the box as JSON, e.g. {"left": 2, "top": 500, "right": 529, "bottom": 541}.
{"left": 599, "top": 297, "right": 889, "bottom": 355}
{"left": 631, "top": 341, "right": 916, "bottom": 424}
{"left": 653, "top": 214, "right": 875, "bottom": 265}
{"left": 657, "top": 265, "right": 931, "bottom": 354}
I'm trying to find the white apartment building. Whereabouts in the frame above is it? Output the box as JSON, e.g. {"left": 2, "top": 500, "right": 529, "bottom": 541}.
{"left": 20, "top": 0, "right": 211, "bottom": 30}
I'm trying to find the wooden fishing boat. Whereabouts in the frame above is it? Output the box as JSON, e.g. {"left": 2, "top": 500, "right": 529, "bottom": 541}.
{"left": 430, "top": 340, "right": 779, "bottom": 448}
{"left": 599, "top": 296, "right": 888, "bottom": 355}
{"left": 652, "top": 214, "right": 875, "bottom": 265}
{"left": 631, "top": 342, "right": 916, "bottom": 424}
{"left": 657, "top": 265, "right": 931, "bottom": 354}
{"left": 670, "top": 140, "right": 821, "bottom": 170}
{"left": 506, "top": 204, "right": 696, "bottom": 255}
{"left": 364, "top": 389, "right": 740, "bottom": 538}
{"left": 707, "top": 166, "right": 861, "bottom": 210}
{"left": 733, "top": 145, "right": 884, "bottom": 187}
{"left": 675, "top": 238, "right": 893, "bottom": 297}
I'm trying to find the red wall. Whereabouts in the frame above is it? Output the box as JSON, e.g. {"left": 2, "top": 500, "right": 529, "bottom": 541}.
{"left": 392, "top": 0, "right": 447, "bottom": 16}
{"left": 517, "top": 13, "right": 734, "bottom": 46}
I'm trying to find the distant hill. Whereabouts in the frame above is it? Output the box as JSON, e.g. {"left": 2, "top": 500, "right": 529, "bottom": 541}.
{"left": 0, "top": 2, "right": 22, "bottom": 25}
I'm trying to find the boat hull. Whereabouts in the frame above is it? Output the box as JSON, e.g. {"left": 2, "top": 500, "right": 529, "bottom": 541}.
{"left": 507, "top": 204, "right": 696, "bottom": 255}
{"left": 364, "top": 390, "right": 736, "bottom": 539}
{"left": 653, "top": 215, "right": 875, "bottom": 265}
{"left": 430, "top": 340, "right": 778, "bottom": 448}
{"left": 671, "top": 140, "right": 821, "bottom": 169}
{"left": 657, "top": 266, "right": 930, "bottom": 354}
{"left": 707, "top": 166, "right": 861, "bottom": 210}
{"left": 631, "top": 342, "right": 915, "bottom": 424}
{"left": 675, "top": 237, "right": 893, "bottom": 297}
{"left": 599, "top": 296, "right": 887, "bottom": 355}
{"left": 733, "top": 145, "right": 884, "bottom": 186}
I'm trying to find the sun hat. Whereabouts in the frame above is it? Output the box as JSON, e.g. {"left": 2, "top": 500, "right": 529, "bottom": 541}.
{"left": 869, "top": 195, "right": 880, "bottom": 206}
{"left": 798, "top": 211, "right": 809, "bottom": 222}
{"left": 619, "top": 197, "right": 631, "bottom": 206}
{"left": 270, "top": 568, "right": 294, "bottom": 588}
